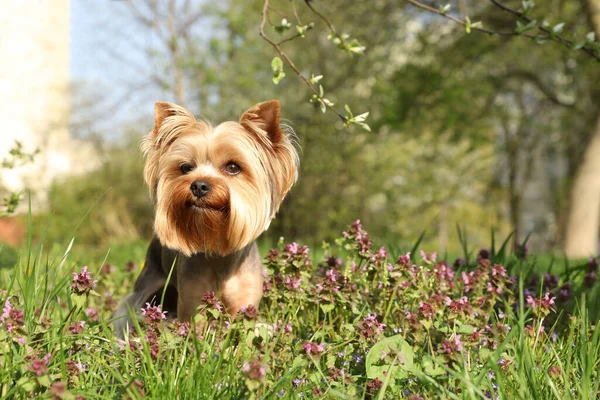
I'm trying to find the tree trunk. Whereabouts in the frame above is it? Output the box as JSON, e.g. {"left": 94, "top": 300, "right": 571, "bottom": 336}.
{"left": 564, "top": 0, "right": 600, "bottom": 257}
{"left": 564, "top": 116, "right": 600, "bottom": 257}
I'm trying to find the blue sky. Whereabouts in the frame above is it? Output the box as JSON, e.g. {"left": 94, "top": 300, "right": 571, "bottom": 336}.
{"left": 70, "top": 1, "right": 163, "bottom": 133}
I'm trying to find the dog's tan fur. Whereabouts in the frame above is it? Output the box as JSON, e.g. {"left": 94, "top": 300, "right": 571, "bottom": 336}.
{"left": 113, "top": 100, "right": 298, "bottom": 336}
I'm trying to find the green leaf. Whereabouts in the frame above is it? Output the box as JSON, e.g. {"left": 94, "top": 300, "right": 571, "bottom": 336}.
{"left": 586, "top": 31, "right": 596, "bottom": 43}
{"left": 422, "top": 355, "right": 445, "bottom": 377}
{"left": 271, "top": 57, "right": 286, "bottom": 84}
{"left": 320, "top": 303, "right": 335, "bottom": 313}
{"left": 366, "top": 334, "right": 414, "bottom": 380}
{"left": 310, "top": 74, "right": 323, "bottom": 84}
{"left": 37, "top": 374, "right": 52, "bottom": 387}
{"left": 457, "top": 324, "right": 475, "bottom": 334}
{"left": 552, "top": 23, "right": 565, "bottom": 34}
{"left": 70, "top": 293, "right": 86, "bottom": 309}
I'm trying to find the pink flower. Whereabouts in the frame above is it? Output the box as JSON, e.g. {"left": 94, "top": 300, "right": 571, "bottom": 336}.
{"left": 359, "top": 314, "right": 386, "bottom": 339}
{"left": 202, "top": 291, "right": 224, "bottom": 311}
{"left": 419, "top": 250, "right": 437, "bottom": 264}
{"left": 0, "top": 297, "right": 24, "bottom": 333}
{"left": 85, "top": 307, "right": 99, "bottom": 322}
{"left": 173, "top": 322, "right": 190, "bottom": 337}
{"left": 284, "top": 275, "right": 302, "bottom": 290}
{"left": 71, "top": 266, "right": 98, "bottom": 295}
{"left": 462, "top": 271, "right": 475, "bottom": 292}
{"left": 397, "top": 251, "right": 410, "bottom": 266}
{"left": 491, "top": 264, "right": 507, "bottom": 277}
{"left": 303, "top": 341, "right": 326, "bottom": 356}
{"left": 140, "top": 303, "right": 166, "bottom": 325}
{"left": 239, "top": 305, "right": 258, "bottom": 320}
{"left": 242, "top": 358, "right": 267, "bottom": 381}
{"left": 28, "top": 353, "right": 51, "bottom": 376}
{"left": 69, "top": 321, "right": 86, "bottom": 334}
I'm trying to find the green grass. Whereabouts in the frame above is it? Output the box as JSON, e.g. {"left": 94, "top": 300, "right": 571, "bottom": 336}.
{"left": 1, "top": 220, "right": 600, "bottom": 399}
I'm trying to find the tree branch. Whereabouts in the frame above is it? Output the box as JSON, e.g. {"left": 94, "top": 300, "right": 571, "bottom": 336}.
{"left": 488, "top": 0, "right": 600, "bottom": 61}
{"left": 259, "top": 0, "right": 346, "bottom": 122}
{"left": 406, "top": 0, "right": 600, "bottom": 61}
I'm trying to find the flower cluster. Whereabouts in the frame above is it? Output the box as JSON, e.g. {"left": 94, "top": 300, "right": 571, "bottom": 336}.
{"left": 1, "top": 297, "right": 24, "bottom": 333}
{"left": 71, "top": 266, "right": 98, "bottom": 295}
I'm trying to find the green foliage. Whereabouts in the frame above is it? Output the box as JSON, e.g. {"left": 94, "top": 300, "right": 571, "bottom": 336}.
{"left": 271, "top": 56, "right": 286, "bottom": 84}
{"left": 1, "top": 141, "right": 38, "bottom": 216}
{"left": 2, "top": 221, "right": 600, "bottom": 398}
{"left": 0, "top": 243, "right": 19, "bottom": 269}
{"left": 31, "top": 132, "right": 153, "bottom": 250}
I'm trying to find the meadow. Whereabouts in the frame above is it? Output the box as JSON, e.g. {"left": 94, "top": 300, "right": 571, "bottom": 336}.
{"left": 1, "top": 218, "right": 599, "bottom": 399}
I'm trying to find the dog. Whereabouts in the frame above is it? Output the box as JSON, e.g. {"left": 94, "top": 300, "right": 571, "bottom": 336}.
{"left": 113, "top": 100, "right": 298, "bottom": 337}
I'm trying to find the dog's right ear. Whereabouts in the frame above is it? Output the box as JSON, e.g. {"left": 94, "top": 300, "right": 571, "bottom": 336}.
{"left": 150, "top": 102, "right": 196, "bottom": 144}
{"left": 142, "top": 102, "right": 196, "bottom": 200}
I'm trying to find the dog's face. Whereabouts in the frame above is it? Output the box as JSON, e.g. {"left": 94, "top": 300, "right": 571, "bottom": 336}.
{"left": 142, "top": 100, "right": 298, "bottom": 256}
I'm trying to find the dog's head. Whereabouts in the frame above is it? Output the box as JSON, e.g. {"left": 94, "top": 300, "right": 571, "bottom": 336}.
{"left": 141, "top": 100, "right": 299, "bottom": 256}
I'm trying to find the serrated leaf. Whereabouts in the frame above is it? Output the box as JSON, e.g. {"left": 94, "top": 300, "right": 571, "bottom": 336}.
{"left": 366, "top": 334, "right": 414, "bottom": 380}
{"left": 70, "top": 293, "right": 87, "bottom": 309}
{"left": 320, "top": 303, "right": 335, "bottom": 313}
{"left": 422, "top": 355, "right": 445, "bottom": 376}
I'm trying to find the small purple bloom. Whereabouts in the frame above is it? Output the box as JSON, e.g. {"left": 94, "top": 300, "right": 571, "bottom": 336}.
{"left": 71, "top": 266, "right": 98, "bottom": 295}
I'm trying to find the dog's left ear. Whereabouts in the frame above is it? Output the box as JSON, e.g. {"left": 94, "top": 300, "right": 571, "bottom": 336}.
{"left": 239, "top": 100, "right": 284, "bottom": 145}
{"left": 240, "top": 100, "right": 299, "bottom": 216}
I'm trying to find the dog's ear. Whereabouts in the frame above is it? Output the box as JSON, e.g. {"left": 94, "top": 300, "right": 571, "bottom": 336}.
{"left": 239, "top": 100, "right": 284, "bottom": 145}
{"left": 142, "top": 102, "right": 196, "bottom": 200}
{"left": 151, "top": 102, "right": 196, "bottom": 143}
{"left": 240, "top": 100, "right": 299, "bottom": 216}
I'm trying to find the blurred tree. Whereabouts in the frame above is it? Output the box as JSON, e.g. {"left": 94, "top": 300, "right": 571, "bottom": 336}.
{"left": 42, "top": 0, "right": 600, "bottom": 257}
{"left": 564, "top": 0, "right": 600, "bottom": 257}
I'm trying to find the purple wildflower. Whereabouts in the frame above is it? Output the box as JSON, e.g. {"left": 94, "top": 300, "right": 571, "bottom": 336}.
{"left": 420, "top": 250, "right": 437, "bottom": 264}
{"left": 242, "top": 358, "right": 267, "bottom": 381}
{"left": 85, "top": 307, "right": 99, "bottom": 322}
{"left": 1, "top": 297, "right": 24, "bottom": 333}
{"left": 71, "top": 266, "right": 98, "bottom": 295}
{"left": 239, "top": 305, "right": 258, "bottom": 320}
{"left": 303, "top": 341, "right": 326, "bottom": 356}
{"left": 140, "top": 303, "right": 166, "bottom": 325}
{"left": 359, "top": 314, "right": 386, "bottom": 339}
{"left": 28, "top": 353, "right": 51, "bottom": 376}
{"left": 69, "top": 321, "right": 86, "bottom": 334}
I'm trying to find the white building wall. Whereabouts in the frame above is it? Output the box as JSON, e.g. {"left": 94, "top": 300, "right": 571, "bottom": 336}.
{"left": 0, "top": 0, "right": 95, "bottom": 210}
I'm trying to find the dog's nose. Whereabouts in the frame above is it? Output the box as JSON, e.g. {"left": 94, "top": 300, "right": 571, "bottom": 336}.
{"left": 190, "top": 180, "right": 211, "bottom": 198}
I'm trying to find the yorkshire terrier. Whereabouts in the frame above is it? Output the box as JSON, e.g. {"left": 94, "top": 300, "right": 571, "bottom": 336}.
{"left": 113, "top": 100, "right": 298, "bottom": 337}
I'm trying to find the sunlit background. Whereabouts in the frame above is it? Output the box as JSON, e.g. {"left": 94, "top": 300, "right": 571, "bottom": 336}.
{"left": 1, "top": 0, "right": 599, "bottom": 265}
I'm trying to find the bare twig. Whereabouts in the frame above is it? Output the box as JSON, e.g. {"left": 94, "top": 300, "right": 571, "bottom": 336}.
{"left": 291, "top": 0, "right": 303, "bottom": 26}
{"left": 259, "top": 0, "right": 346, "bottom": 122}
{"left": 488, "top": 0, "right": 600, "bottom": 61}
{"left": 277, "top": 27, "right": 314, "bottom": 46}
{"left": 406, "top": 0, "right": 600, "bottom": 61}
{"left": 406, "top": 0, "right": 539, "bottom": 38}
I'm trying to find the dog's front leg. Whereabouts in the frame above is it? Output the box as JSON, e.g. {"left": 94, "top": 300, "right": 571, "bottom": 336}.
{"left": 176, "top": 262, "right": 216, "bottom": 321}
{"left": 112, "top": 243, "right": 168, "bottom": 338}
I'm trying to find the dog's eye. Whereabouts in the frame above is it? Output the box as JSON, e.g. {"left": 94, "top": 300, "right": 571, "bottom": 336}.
{"left": 224, "top": 162, "right": 241, "bottom": 176}
{"left": 180, "top": 164, "right": 194, "bottom": 174}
